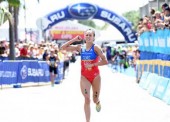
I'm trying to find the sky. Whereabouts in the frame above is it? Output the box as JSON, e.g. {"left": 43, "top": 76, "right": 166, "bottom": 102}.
{"left": 19, "top": 0, "right": 149, "bottom": 28}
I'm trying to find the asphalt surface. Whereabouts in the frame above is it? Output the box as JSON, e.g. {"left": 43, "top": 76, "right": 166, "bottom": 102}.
{"left": 0, "top": 57, "right": 170, "bottom": 122}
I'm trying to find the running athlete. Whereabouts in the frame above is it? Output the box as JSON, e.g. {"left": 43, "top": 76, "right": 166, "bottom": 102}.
{"left": 60, "top": 29, "right": 108, "bottom": 122}
{"left": 46, "top": 49, "right": 59, "bottom": 87}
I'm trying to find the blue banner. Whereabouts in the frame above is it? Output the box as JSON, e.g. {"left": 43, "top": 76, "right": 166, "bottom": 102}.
{"left": 154, "top": 77, "right": 169, "bottom": 100}
{"left": 139, "top": 29, "right": 170, "bottom": 54}
{"left": 0, "top": 61, "right": 64, "bottom": 86}
{"left": 164, "top": 29, "right": 169, "bottom": 54}
{"left": 139, "top": 72, "right": 150, "bottom": 88}
{"left": 147, "top": 74, "right": 160, "bottom": 96}
{"left": 0, "top": 61, "right": 20, "bottom": 85}
{"left": 149, "top": 31, "right": 155, "bottom": 52}
{"left": 162, "top": 81, "right": 170, "bottom": 104}
{"left": 38, "top": 61, "right": 50, "bottom": 82}
{"left": 166, "top": 30, "right": 170, "bottom": 53}
{"left": 18, "top": 61, "right": 38, "bottom": 83}
{"left": 143, "top": 73, "right": 158, "bottom": 90}
{"left": 56, "top": 62, "right": 64, "bottom": 83}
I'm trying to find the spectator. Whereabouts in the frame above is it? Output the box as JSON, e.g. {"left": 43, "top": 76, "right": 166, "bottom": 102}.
{"left": 150, "top": 8, "right": 155, "bottom": 16}
{"left": 162, "top": 3, "right": 169, "bottom": 12}
{"left": 163, "top": 7, "right": 170, "bottom": 28}
{"left": 0, "top": 41, "right": 6, "bottom": 57}
{"left": 20, "top": 44, "right": 29, "bottom": 59}
{"left": 42, "top": 48, "right": 49, "bottom": 61}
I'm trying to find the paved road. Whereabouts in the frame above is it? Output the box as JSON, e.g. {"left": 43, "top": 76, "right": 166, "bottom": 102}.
{"left": 0, "top": 58, "right": 170, "bottom": 122}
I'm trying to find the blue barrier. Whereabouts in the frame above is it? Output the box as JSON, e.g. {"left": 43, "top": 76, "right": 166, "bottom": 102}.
{"left": 139, "top": 51, "right": 170, "bottom": 61}
{"left": 139, "top": 29, "right": 170, "bottom": 54}
{"left": 0, "top": 61, "right": 20, "bottom": 85}
{"left": 139, "top": 72, "right": 150, "bottom": 88}
{"left": 38, "top": 61, "right": 50, "bottom": 82}
{"left": 162, "top": 81, "right": 170, "bottom": 104}
{"left": 138, "top": 29, "right": 170, "bottom": 104}
{"left": 55, "top": 62, "right": 64, "bottom": 84}
{"left": 147, "top": 74, "right": 160, "bottom": 96}
{"left": 142, "top": 73, "right": 158, "bottom": 90}
{"left": 163, "top": 65, "right": 170, "bottom": 78}
{"left": 154, "top": 77, "right": 169, "bottom": 100}
{"left": 0, "top": 61, "right": 64, "bottom": 87}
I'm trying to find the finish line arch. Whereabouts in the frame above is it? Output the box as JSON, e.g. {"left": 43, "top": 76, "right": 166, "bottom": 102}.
{"left": 37, "top": 2, "right": 137, "bottom": 43}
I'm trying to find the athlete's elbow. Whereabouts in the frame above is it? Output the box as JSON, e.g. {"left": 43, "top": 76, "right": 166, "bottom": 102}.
{"left": 103, "top": 60, "right": 108, "bottom": 65}
{"left": 105, "top": 60, "right": 108, "bottom": 65}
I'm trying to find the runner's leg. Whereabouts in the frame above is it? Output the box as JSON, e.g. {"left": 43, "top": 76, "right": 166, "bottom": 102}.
{"left": 92, "top": 75, "right": 101, "bottom": 112}
{"left": 80, "top": 76, "right": 91, "bottom": 122}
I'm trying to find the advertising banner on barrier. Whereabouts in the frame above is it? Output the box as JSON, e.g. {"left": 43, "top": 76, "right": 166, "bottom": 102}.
{"left": 143, "top": 73, "right": 158, "bottom": 90}
{"left": 0, "top": 61, "right": 64, "bottom": 86}
{"left": 147, "top": 74, "right": 160, "bottom": 96}
{"left": 154, "top": 77, "right": 169, "bottom": 100}
{"left": 0, "top": 61, "right": 19, "bottom": 85}
{"left": 164, "top": 28, "right": 169, "bottom": 54}
{"left": 139, "top": 72, "right": 150, "bottom": 89}
{"left": 18, "top": 61, "right": 35, "bottom": 83}
{"left": 38, "top": 61, "right": 50, "bottom": 82}
{"left": 56, "top": 62, "right": 64, "bottom": 83}
{"left": 162, "top": 81, "right": 170, "bottom": 104}
{"left": 139, "top": 29, "right": 170, "bottom": 54}
{"left": 18, "top": 61, "right": 49, "bottom": 83}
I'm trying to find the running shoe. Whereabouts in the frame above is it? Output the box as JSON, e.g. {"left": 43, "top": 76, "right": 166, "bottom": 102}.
{"left": 96, "top": 101, "right": 101, "bottom": 112}
{"left": 51, "top": 83, "right": 55, "bottom": 87}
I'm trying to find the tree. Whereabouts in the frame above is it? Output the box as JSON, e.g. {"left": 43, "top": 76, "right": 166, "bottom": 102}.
{"left": 78, "top": 20, "right": 109, "bottom": 30}
{"left": 0, "top": 6, "right": 12, "bottom": 26}
{"left": 0, "top": 0, "right": 39, "bottom": 60}
{"left": 122, "top": 10, "right": 140, "bottom": 30}
{"left": 0, "top": 0, "right": 20, "bottom": 60}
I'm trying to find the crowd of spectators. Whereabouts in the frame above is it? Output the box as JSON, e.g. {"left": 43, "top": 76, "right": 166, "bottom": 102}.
{"left": 0, "top": 40, "right": 77, "bottom": 62}
{"left": 105, "top": 44, "right": 139, "bottom": 73}
{"left": 137, "top": 3, "right": 170, "bottom": 36}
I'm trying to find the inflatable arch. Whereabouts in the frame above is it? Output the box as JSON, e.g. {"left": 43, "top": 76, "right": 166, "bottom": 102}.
{"left": 38, "top": 2, "right": 137, "bottom": 43}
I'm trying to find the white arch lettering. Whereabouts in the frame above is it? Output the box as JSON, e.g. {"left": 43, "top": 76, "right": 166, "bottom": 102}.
{"left": 124, "top": 27, "right": 132, "bottom": 36}
{"left": 50, "top": 11, "right": 65, "bottom": 22}
{"left": 128, "top": 34, "right": 136, "bottom": 42}
{"left": 119, "top": 22, "right": 126, "bottom": 30}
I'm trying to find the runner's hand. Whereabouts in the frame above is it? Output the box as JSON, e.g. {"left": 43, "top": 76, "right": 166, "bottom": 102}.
{"left": 75, "top": 35, "right": 82, "bottom": 42}
{"left": 55, "top": 63, "right": 58, "bottom": 67}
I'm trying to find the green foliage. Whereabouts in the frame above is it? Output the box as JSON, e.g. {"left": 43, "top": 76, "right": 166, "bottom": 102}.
{"left": 75, "top": 12, "right": 139, "bottom": 31}
{"left": 101, "top": 22, "right": 109, "bottom": 30}
{"left": 0, "top": 6, "right": 12, "bottom": 26}
{"left": 78, "top": 20, "right": 109, "bottom": 30}
{"left": 122, "top": 10, "right": 140, "bottom": 30}
{"left": 7, "top": 0, "right": 20, "bottom": 7}
{"left": 78, "top": 20, "right": 96, "bottom": 28}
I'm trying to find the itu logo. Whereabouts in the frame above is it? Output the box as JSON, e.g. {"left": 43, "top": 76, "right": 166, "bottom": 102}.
{"left": 68, "top": 3, "right": 98, "bottom": 19}
{"left": 20, "top": 65, "right": 27, "bottom": 80}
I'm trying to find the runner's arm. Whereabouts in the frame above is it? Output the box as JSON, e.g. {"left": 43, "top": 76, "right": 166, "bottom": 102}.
{"left": 60, "top": 36, "right": 82, "bottom": 52}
